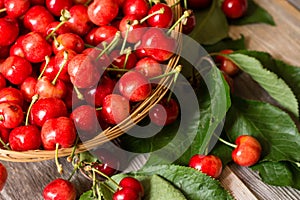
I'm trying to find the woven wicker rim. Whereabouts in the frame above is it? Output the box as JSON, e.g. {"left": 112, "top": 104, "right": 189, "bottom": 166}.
{"left": 0, "top": 0, "right": 183, "bottom": 162}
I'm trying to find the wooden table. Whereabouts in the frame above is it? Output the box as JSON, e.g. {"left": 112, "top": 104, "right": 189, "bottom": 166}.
{"left": 1, "top": 0, "right": 300, "bottom": 199}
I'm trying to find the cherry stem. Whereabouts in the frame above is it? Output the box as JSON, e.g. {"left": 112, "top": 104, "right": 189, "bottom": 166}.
{"left": 96, "top": 107, "right": 102, "bottom": 111}
{"left": 67, "top": 163, "right": 79, "bottom": 181}
{"left": 167, "top": 65, "right": 182, "bottom": 102}
{"left": 183, "top": 0, "right": 187, "bottom": 9}
{"left": 100, "top": 181, "right": 115, "bottom": 194}
{"left": 45, "top": 10, "right": 70, "bottom": 40}
{"left": 38, "top": 56, "right": 50, "bottom": 80}
{"left": 25, "top": 94, "right": 39, "bottom": 126}
{"left": 52, "top": 51, "right": 69, "bottom": 85}
{"left": 67, "top": 136, "right": 79, "bottom": 162}
{"left": 73, "top": 86, "right": 85, "bottom": 100}
{"left": 84, "top": 43, "right": 102, "bottom": 51}
{"left": 92, "top": 168, "right": 121, "bottom": 189}
{"left": 150, "top": 65, "right": 182, "bottom": 81}
{"left": 0, "top": 8, "right": 6, "bottom": 13}
{"left": 123, "top": 47, "right": 132, "bottom": 69}
{"left": 45, "top": 21, "right": 66, "bottom": 40}
{"left": 0, "top": 138, "right": 10, "bottom": 150}
{"left": 106, "top": 68, "right": 129, "bottom": 72}
{"left": 140, "top": 8, "right": 165, "bottom": 24}
{"left": 120, "top": 22, "right": 130, "bottom": 55}
{"left": 96, "top": 32, "right": 121, "bottom": 60}
{"left": 55, "top": 143, "right": 63, "bottom": 174}
{"left": 167, "top": 10, "right": 191, "bottom": 35}
{"left": 217, "top": 136, "right": 237, "bottom": 148}
{"left": 92, "top": 170, "right": 97, "bottom": 198}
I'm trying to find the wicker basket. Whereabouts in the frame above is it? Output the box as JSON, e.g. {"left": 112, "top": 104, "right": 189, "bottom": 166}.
{"left": 0, "top": 0, "right": 183, "bottom": 162}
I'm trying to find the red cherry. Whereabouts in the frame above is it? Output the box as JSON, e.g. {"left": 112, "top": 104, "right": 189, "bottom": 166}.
{"left": 9, "top": 35, "right": 25, "bottom": 58}
{"left": 93, "top": 25, "right": 119, "bottom": 45}
{"left": 21, "top": 32, "right": 52, "bottom": 63}
{"left": 118, "top": 71, "right": 152, "bottom": 102}
{"left": 43, "top": 178, "right": 76, "bottom": 200}
{"left": 119, "top": 177, "right": 144, "bottom": 197}
{"left": 35, "top": 76, "right": 67, "bottom": 99}
{"left": 187, "top": 0, "right": 212, "bottom": 10}
{"left": 20, "top": 77, "right": 37, "bottom": 102}
{"left": 141, "top": 28, "right": 176, "bottom": 62}
{"left": 149, "top": 97, "right": 179, "bottom": 126}
{"left": 67, "top": 4, "right": 92, "bottom": 36}
{"left": 113, "top": 188, "right": 140, "bottom": 200}
{"left": 53, "top": 33, "right": 85, "bottom": 54}
{"left": 135, "top": 57, "right": 163, "bottom": 78}
{"left": 41, "top": 116, "right": 76, "bottom": 150}
{"left": 0, "top": 73, "right": 6, "bottom": 90}
{"left": 0, "top": 87, "right": 24, "bottom": 107}
{"left": 9, "top": 125, "right": 41, "bottom": 151}
{"left": 87, "top": 0, "right": 119, "bottom": 26}
{"left": 93, "top": 162, "right": 117, "bottom": 177}
{"left": 189, "top": 154, "right": 223, "bottom": 178}
{"left": 1, "top": 55, "right": 32, "bottom": 85}
{"left": 0, "top": 17, "right": 19, "bottom": 46}
{"left": 0, "top": 102, "right": 24, "bottom": 129}
{"left": 53, "top": 49, "right": 77, "bottom": 82}
{"left": 182, "top": 11, "right": 196, "bottom": 34}
{"left": 101, "top": 94, "right": 130, "bottom": 125}
{"left": 30, "top": 97, "right": 67, "bottom": 127}
{"left": 0, "top": 162, "right": 7, "bottom": 191}
{"left": 122, "top": 0, "right": 149, "bottom": 20}
{"left": 110, "top": 50, "right": 137, "bottom": 70}
{"left": 147, "top": 3, "right": 173, "bottom": 28}
{"left": 4, "top": 0, "right": 30, "bottom": 18}
{"left": 68, "top": 54, "right": 100, "bottom": 89}
{"left": 45, "top": 21, "right": 72, "bottom": 39}
{"left": 91, "top": 148, "right": 120, "bottom": 176}
{"left": 232, "top": 135, "right": 262, "bottom": 167}
{"left": 23, "top": 5, "right": 55, "bottom": 35}
{"left": 0, "top": 127, "right": 9, "bottom": 149}
{"left": 221, "top": 0, "right": 248, "bottom": 19}
{"left": 215, "top": 49, "right": 240, "bottom": 76}
{"left": 46, "top": 0, "right": 73, "bottom": 16}
{"left": 84, "top": 76, "right": 116, "bottom": 107}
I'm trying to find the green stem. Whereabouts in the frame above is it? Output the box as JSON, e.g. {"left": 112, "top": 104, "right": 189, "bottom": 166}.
{"left": 0, "top": 8, "right": 6, "bottom": 13}
{"left": 140, "top": 8, "right": 165, "bottom": 24}
{"left": 96, "top": 32, "right": 121, "bottom": 60}
{"left": 183, "top": 0, "right": 187, "bottom": 9}
{"left": 149, "top": 65, "right": 181, "bottom": 81}
{"left": 105, "top": 68, "right": 129, "bottom": 72}
{"left": 122, "top": 48, "right": 131, "bottom": 69}
{"left": 0, "top": 138, "right": 10, "bottom": 150}
{"left": 214, "top": 134, "right": 237, "bottom": 148}
{"left": 38, "top": 56, "right": 50, "bottom": 80}
{"left": 92, "top": 168, "right": 121, "bottom": 189}
{"left": 46, "top": 21, "right": 66, "bottom": 40}
{"left": 84, "top": 43, "right": 102, "bottom": 51}
{"left": 167, "top": 10, "right": 191, "bottom": 35}
{"left": 52, "top": 51, "right": 68, "bottom": 85}
{"left": 73, "top": 85, "right": 84, "bottom": 100}
{"left": 67, "top": 136, "right": 79, "bottom": 162}
{"left": 96, "top": 107, "right": 102, "bottom": 111}
{"left": 25, "top": 94, "right": 39, "bottom": 126}
{"left": 55, "top": 143, "right": 63, "bottom": 174}
{"left": 167, "top": 65, "right": 182, "bottom": 102}
{"left": 120, "top": 23, "right": 130, "bottom": 55}
{"left": 67, "top": 163, "right": 79, "bottom": 181}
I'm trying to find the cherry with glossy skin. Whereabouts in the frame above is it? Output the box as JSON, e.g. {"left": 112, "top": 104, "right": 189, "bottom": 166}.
{"left": 149, "top": 97, "right": 179, "bottom": 126}
{"left": 23, "top": 5, "right": 55, "bottom": 35}
{"left": 67, "top": 4, "right": 92, "bottom": 36}
{"left": 0, "top": 102, "right": 24, "bottom": 129}
{"left": 84, "top": 76, "right": 116, "bottom": 107}
{"left": 147, "top": 3, "right": 173, "bottom": 28}
{"left": 101, "top": 94, "right": 130, "bottom": 125}
{"left": 21, "top": 32, "right": 52, "bottom": 63}
{"left": 189, "top": 154, "right": 223, "bottom": 178}
{"left": 9, "top": 35, "right": 25, "bottom": 58}
{"left": 119, "top": 177, "right": 144, "bottom": 197}
{"left": 187, "top": 0, "right": 212, "bottom": 10}
{"left": 0, "top": 17, "right": 19, "bottom": 46}
{"left": 45, "top": 21, "right": 71, "bottom": 39}
{"left": 87, "top": 0, "right": 119, "bottom": 26}
{"left": 135, "top": 57, "right": 163, "bottom": 78}
{"left": 43, "top": 178, "right": 76, "bottom": 200}
{"left": 53, "top": 49, "right": 77, "bottom": 82}
{"left": 232, "top": 135, "right": 262, "bottom": 167}
{"left": 3, "top": 0, "right": 30, "bottom": 18}
{"left": 20, "top": 77, "right": 37, "bottom": 102}
{"left": 53, "top": 33, "right": 85, "bottom": 54}
{"left": 222, "top": 0, "right": 248, "bottom": 19}
{"left": 0, "top": 87, "right": 24, "bottom": 107}
{"left": 0, "top": 126, "right": 9, "bottom": 149}
{"left": 118, "top": 71, "right": 152, "bottom": 102}
{"left": 215, "top": 49, "right": 240, "bottom": 76}
{"left": 122, "top": 0, "right": 149, "bottom": 20}
{"left": 110, "top": 50, "right": 137, "bottom": 70}
{"left": 35, "top": 76, "right": 67, "bottom": 99}
{"left": 113, "top": 188, "right": 140, "bottom": 200}
{"left": 46, "top": 0, "right": 73, "bottom": 16}
{"left": 1, "top": 55, "right": 32, "bottom": 85}
{"left": 41, "top": 116, "right": 76, "bottom": 150}
{"left": 93, "top": 25, "right": 119, "bottom": 45}
{"left": 140, "top": 28, "right": 177, "bottom": 62}
{"left": 68, "top": 54, "right": 100, "bottom": 89}
{"left": 0, "top": 162, "right": 7, "bottom": 191}
{"left": 182, "top": 10, "right": 196, "bottom": 34}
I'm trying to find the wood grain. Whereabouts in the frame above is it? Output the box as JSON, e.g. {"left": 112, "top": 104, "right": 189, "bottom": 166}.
{"left": 1, "top": 0, "right": 300, "bottom": 199}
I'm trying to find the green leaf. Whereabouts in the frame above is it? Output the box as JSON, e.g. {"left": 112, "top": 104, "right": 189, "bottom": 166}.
{"left": 251, "top": 161, "right": 294, "bottom": 187}
{"left": 203, "top": 35, "right": 246, "bottom": 53}
{"left": 227, "top": 53, "right": 299, "bottom": 117}
{"left": 79, "top": 151, "right": 98, "bottom": 163}
{"left": 225, "top": 96, "right": 300, "bottom": 163}
{"left": 133, "top": 165, "right": 234, "bottom": 200}
{"left": 229, "top": 0, "right": 275, "bottom": 25}
{"left": 79, "top": 190, "right": 95, "bottom": 200}
{"left": 190, "top": 0, "right": 229, "bottom": 45}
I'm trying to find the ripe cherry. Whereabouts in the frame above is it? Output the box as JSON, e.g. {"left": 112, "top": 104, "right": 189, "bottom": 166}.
{"left": 4, "top": 0, "right": 30, "bottom": 18}
{"left": 101, "top": 94, "right": 130, "bottom": 125}
{"left": 232, "top": 135, "right": 262, "bottom": 167}
{"left": 147, "top": 3, "right": 173, "bottom": 28}
{"left": 135, "top": 57, "right": 163, "bottom": 78}
{"left": 92, "top": 25, "right": 119, "bottom": 45}
{"left": 53, "top": 33, "right": 85, "bottom": 54}
{"left": 35, "top": 76, "right": 67, "bottom": 99}
{"left": 0, "top": 102, "right": 24, "bottom": 129}
{"left": 222, "top": 0, "right": 248, "bottom": 19}
{"left": 0, "top": 17, "right": 19, "bottom": 46}
{"left": 20, "top": 77, "right": 37, "bottom": 102}
{"left": 119, "top": 177, "right": 144, "bottom": 197}
{"left": 67, "top": 4, "right": 92, "bottom": 36}
{"left": 113, "top": 188, "right": 140, "bottom": 200}
{"left": 0, "top": 162, "right": 7, "bottom": 191}
{"left": 149, "top": 97, "right": 179, "bottom": 126}
{"left": 215, "top": 49, "right": 240, "bottom": 76}
{"left": 45, "top": 21, "right": 71, "bottom": 39}
{"left": 43, "top": 178, "right": 76, "bottom": 200}
{"left": 46, "top": 0, "right": 73, "bottom": 16}
{"left": 110, "top": 50, "right": 137, "bottom": 70}
{"left": 182, "top": 10, "right": 196, "bottom": 34}
{"left": 87, "top": 0, "right": 119, "bottom": 26}
{"left": 118, "top": 71, "right": 152, "bottom": 102}
{"left": 189, "top": 154, "right": 223, "bottom": 178}
{"left": 0, "top": 87, "right": 24, "bottom": 107}
{"left": 122, "top": 0, "right": 149, "bottom": 20}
